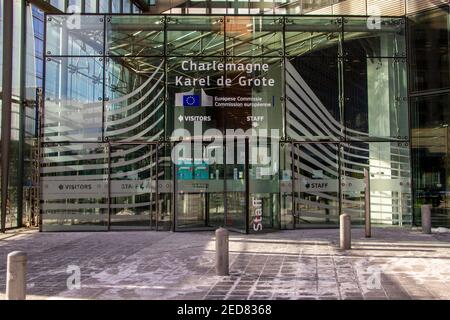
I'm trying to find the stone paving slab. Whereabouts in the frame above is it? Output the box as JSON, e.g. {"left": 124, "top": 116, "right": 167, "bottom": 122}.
{"left": 0, "top": 228, "right": 449, "bottom": 300}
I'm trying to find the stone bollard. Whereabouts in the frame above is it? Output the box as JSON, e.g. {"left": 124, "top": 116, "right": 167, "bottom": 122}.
{"left": 421, "top": 205, "right": 432, "bottom": 234}
{"left": 6, "top": 251, "right": 27, "bottom": 300}
{"left": 340, "top": 214, "right": 351, "bottom": 250}
{"left": 215, "top": 228, "right": 229, "bottom": 276}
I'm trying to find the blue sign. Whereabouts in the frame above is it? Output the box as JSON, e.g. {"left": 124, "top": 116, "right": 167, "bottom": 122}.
{"left": 183, "top": 95, "right": 200, "bottom": 107}
{"left": 176, "top": 163, "right": 193, "bottom": 180}
{"left": 194, "top": 162, "right": 209, "bottom": 180}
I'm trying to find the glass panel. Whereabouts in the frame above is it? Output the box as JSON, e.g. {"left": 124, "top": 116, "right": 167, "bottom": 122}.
{"left": 99, "top": 0, "right": 109, "bottom": 13}
{"left": 123, "top": 0, "right": 131, "bottom": 13}
{"left": 41, "top": 143, "right": 109, "bottom": 231}
{"left": 285, "top": 17, "right": 342, "bottom": 57}
{"left": 167, "top": 56, "right": 225, "bottom": 136}
{"left": 156, "top": 143, "right": 173, "bottom": 230}
{"left": 412, "top": 93, "right": 450, "bottom": 227}
{"left": 4, "top": 103, "right": 21, "bottom": 228}
{"left": 344, "top": 58, "right": 408, "bottom": 141}
{"left": 46, "top": 15, "right": 104, "bottom": 56}
{"left": 110, "top": 144, "right": 156, "bottom": 230}
{"left": 68, "top": 0, "right": 82, "bottom": 11}
{"left": 280, "top": 142, "right": 294, "bottom": 229}
{"left": 174, "top": 141, "right": 225, "bottom": 230}
{"left": 112, "top": 0, "right": 121, "bottom": 13}
{"left": 106, "top": 15, "right": 165, "bottom": 56}
{"left": 249, "top": 138, "right": 280, "bottom": 232}
{"left": 225, "top": 138, "right": 247, "bottom": 231}
{"left": 225, "top": 16, "right": 283, "bottom": 56}
{"left": 167, "top": 16, "right": 225, "bottom": 56}
{"left": 50, "top": 0, "right": 65, "bottom": 11}
{"left": 44, "top": 57, "right": 104, "bottom": 142}
{"left": 85, "top": 0, "right": 97, "bottom": 13}
{"left": 344, "top": 17, "right": 406, "bottom": 58}
{"left": 409, "top": 8, "right": 450, "bottom": 92}
{"left": 224, "top": 56, "right": 283, "bottom": 131}
{"left": 104, "top": 57, "right": 165, "bottom": 142}
{"left": 207, "top": 143, "right": 226, "bottom": 228}
{"left": 341, "top": 143, "right": 366, "bottom": 226}
{"left": 293, "top": 143, "right": 340, "bottom": 227}
{"left": 285, "top": 57, "right": 342, "bottom": 141}
{"left": 343, "top": 142, "right": 412, "bottom": 226}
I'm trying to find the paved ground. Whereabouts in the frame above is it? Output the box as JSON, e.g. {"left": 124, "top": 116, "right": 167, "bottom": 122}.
{"left": 0, "top": 228, "right": 449, "bottom": 300}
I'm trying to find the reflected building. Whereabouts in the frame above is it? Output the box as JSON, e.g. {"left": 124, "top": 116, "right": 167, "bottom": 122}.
{"left": 0, "top": 0, "right": 450, "bottom": 233}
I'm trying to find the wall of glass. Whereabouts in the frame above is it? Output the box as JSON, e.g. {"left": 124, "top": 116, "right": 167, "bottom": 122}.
{"left": 43, "top": 13, "right": 411, "bottom": 231}
{"left": 0, "top": 0, "right": 28, "bottom": 229}
{"left": 409, "top": 5, "right": 450, "bottom": 227}
{"left": 49, "top": 0, "right": 141, "bottom": 13}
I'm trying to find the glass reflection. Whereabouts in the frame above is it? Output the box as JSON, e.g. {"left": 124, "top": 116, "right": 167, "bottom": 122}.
{"left": 44, "top": 57, "right": 104, "bottom": 142}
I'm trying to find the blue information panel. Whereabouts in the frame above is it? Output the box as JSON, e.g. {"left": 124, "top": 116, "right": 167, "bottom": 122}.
{"left": 194, "top": 160, "right": 209, "bottom": 180}
{"left": 176, "top": 160, "right": 193, "bottom": 180}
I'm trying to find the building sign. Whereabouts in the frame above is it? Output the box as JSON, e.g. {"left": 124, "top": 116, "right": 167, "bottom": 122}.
{"left": 44, "top": 181, "right": 106, "bottom": 195}
{"left": 252, "top": 197, "right": 263, "bottom": 232}
{"left": 42, "top": 179, "right": 159, "bottom": 201}
{"left": 297, "top": 179, "right": 338, "bottom": 193}
{"left": 110, "top": 180, "right": 153, "bottom": 195}
{"left": 193, "top": 161, "right": 209, "bottom": 180}
{"left": 176, "top": 162, "right": 194, "bottom": 180}
{"left": 175, "top": 61, "right": 275, "bottom": 87}
{"left": 42, "top": 180, "right": 107, "bottom": 200}
{"left": 296, "top": 178, "right": 367, "bottom": 193}
{"left": 174, "top": 60, "right": 276, "bottom": 108}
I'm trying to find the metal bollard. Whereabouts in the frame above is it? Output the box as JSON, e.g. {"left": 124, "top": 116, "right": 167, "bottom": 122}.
{"left": 6, "top": 251, "right": 27, "bottom": 300}
{"left": 215, "top": 228, "right": 229, "bottom": 276}
{"left": 340, "top": 214, "right": 351, "bottom": 250}
{"left": 421, "top": 205, "right": 432, "bottom": 234}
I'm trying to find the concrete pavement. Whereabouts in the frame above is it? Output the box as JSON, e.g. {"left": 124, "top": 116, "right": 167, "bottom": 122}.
{"left": 0, "top": 228, "right": 449, "bottom": 300}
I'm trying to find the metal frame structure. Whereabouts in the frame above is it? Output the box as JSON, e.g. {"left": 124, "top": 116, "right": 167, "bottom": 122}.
{"left": 1, "top": 0, "right": 14, "bottom": 232}
{"left": 1, "top": 0, "right": 448, "bottom": 233}
{"left": 39, "top": 11, "right": 412, "bottom": 233}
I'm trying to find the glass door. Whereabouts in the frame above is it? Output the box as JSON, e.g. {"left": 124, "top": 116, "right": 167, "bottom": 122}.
{"left": 109, "top": 143, "right": 159, "bottom": 230}
{"left": 292, "top": 142, "right": 340, "bottom": 227}
{"left": 224, "top": 138, "right": 249, "bottom": 233}
{"left": 174, "top": 139, "right": 249, "bottom": 233}
{"left": 174, "top": 141, "right": 227, "bottom": 231}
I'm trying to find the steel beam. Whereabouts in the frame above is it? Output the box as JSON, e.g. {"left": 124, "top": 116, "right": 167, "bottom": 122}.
{"left": 131, "top": 0, "right": 150, "bottom": 12}
{"left": 1, "top": 0, "right": 14, "bottom": 232}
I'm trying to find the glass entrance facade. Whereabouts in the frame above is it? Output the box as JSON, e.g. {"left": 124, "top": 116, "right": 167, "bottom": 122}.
{"left": 42, "top": 13, "right": 411, "bottom": 232}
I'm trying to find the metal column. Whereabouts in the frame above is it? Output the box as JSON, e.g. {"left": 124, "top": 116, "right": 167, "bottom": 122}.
{"left": 1, "top": 0, "right": 14, "bottom": 232}
{"left": 17, "top": 0, "right": 28, "bottom": 228}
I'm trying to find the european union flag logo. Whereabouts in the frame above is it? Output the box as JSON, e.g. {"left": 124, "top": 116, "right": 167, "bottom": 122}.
{"left": 183, "top": 95, "right": 200, "bottom": 107}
